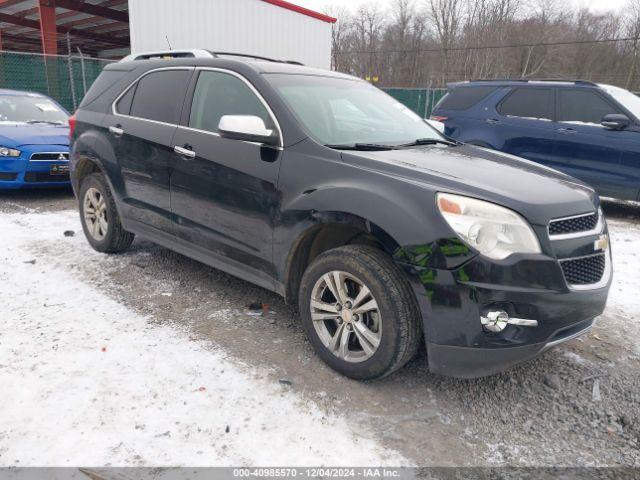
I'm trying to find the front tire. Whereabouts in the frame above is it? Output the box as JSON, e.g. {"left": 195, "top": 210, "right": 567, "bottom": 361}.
{"left": 79, "top": 172, "right": 134, "bottom": 253}
{"left": 298, "top": 245, "right": 422, "bottom": 380}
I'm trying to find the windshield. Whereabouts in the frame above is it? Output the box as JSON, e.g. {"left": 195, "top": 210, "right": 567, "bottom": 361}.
{"left": 599, "top": 84, "right": 640, "bottom": 120}
{"left": 0, "top": 95, "right": 68, "bottom": 124}
{"left": 264, "top": 74, "right": 443, "bottom": 146}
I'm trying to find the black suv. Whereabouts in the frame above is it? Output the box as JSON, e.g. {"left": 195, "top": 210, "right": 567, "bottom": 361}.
{"left": 70, "top": 50, "right": 612, "bottom": 380}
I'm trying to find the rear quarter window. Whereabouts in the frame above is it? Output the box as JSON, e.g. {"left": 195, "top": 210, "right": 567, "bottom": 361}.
{"left": 435, "top": 86, "right": 498, "bottom": 110}
{"left": 79, "top": 69, "right": 127, "bottom": 108}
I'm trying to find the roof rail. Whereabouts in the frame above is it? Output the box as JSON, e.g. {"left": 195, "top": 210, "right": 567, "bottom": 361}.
{"left": 208, "top": 51, "right": 304, "bottom": 65}
{"left": 467, "top": 78, "right": 599, "bottom": 86}
{"left": 120, "top": 49, "right": 305, "bottom": 66}
{"left": 120, "top": 49, "right": 214, "bottom": 62}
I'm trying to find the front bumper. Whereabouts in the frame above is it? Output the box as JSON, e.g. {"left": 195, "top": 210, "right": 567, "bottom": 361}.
{"left": 426, "top": 318, "right": 596, "bottom": 378}
{"left": 0, "top": 147, "right": 70, "bottom": 189}
{"left": 400, "top": 231, "right": 611, "bottom": 378}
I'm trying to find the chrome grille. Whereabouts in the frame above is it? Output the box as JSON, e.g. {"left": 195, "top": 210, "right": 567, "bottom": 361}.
{"left": 549, "top": 212, "right": 598, "bottom": 236}
{"left": 560, "top": 253, "right": 606, "bottom": 286}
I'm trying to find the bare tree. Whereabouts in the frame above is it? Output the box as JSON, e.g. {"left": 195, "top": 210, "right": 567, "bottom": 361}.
{"left": 427, "top": 0, "right": 464, "bottom": 84}
{"left": 325, "top": 5, "right": 352, "bottom": 71}
{"left": 327, "top": 0, "right": 639, "bottom": 90}
{"left": 625, "top": 0, "right": 640, "bottom": 88}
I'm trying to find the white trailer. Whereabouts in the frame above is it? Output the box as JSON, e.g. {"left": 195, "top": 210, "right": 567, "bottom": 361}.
{"left": 128, "top": 0, "right": 335, "bottom": 69}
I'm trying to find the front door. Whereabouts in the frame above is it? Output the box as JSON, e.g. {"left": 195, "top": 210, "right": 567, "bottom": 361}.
{"left": 170, "top": 69, "right": 282, "bottom": 290}
{"left": 554, "top": 88, "right": 628, "bottom": 198}
{"left": 104, "top": 68, "right": 192, "bottom": 231}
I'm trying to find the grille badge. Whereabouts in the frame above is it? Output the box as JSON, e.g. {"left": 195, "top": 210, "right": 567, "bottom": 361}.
{"left": 594, "top": 234, "right": 609, "bottom": 252}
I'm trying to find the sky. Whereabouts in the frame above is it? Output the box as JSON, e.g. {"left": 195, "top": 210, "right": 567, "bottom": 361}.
{"left": 294, "top": 0, "right": 628, "bottom": 15}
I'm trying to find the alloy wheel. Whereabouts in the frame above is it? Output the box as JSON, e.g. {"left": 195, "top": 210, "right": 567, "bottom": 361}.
{"left": 310, "top": 270, "right": 382, "bottom": 363}
{"left": 83, "top": 187, "right": 108, "bottom": 241}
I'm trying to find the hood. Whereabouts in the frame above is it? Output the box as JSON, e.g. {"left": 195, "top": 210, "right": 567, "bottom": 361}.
{"left": 0, "top": 122, "right": 69, "bottom": 148}
{"left": 342, "top": 144, "right": 597, "bottom": 226}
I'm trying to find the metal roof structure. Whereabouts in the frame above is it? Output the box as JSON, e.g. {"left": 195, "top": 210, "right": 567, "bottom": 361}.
{"left": 0, "top": 0, "right": 335, "bottom": 58}
{"left": 0, "top": 0, "right": 129, "bottom": 57}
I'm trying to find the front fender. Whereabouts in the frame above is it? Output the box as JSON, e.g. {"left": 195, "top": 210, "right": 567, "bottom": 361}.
{"left": 275, "top": 143, "right": 477, "bottom": 285}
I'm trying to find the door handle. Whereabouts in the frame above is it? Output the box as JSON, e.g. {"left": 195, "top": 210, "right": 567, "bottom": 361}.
{"left": 486, "top": 118, "right": 500, "bottom": 125}
{"left": 557, "top": 127, "right": 577, "bottom": 134}
{"left": 108, "top": 125, "right": 123, "bottom": 137}
{"left": 174, "top": 145, "right": 196, "bottom": 159}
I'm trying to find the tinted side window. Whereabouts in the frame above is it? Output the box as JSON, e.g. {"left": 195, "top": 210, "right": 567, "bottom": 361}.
{"left": 129, "top": 70, "right": 190, "bottom": 123}
{"left": 115, "top": 85, "right": 136, "bottom": 115}
{"left": 189, "top": 71, "right": 271, "bottom": 133}
{"left": 498, "top": 88, "right": 553, "bottom": 120}
{"left": 436, "top": 86, "right": 498, "bottom": 110}
{"left": 558, "top": 89, "right": 620, "bottom": 124}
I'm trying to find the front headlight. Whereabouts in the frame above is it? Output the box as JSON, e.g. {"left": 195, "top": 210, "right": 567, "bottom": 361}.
{"left": 0, "top": 146, "right": 20, "bottom": 157}
{"left": 437, "top": 193, "right": 541, "bottom": 260}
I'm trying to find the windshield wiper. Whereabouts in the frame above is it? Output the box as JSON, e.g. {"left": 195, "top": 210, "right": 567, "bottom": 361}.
{"left": 398, "top": 138, "right": 458, "bottom": 148}
{"left": 26, "top": 120, "right": 65, "bottom": 125}
{"left": 325, "top": 143, "right": 399, "bottom": 151}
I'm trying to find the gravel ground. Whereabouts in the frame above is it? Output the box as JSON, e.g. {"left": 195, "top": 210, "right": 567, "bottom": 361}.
{"left": 1, "top": 188, "right": 639, "bottom": 466}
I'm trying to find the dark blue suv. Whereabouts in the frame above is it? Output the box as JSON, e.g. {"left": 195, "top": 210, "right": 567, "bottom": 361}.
{"left": 431, "top": 80, "right": 640, "bottom": 201}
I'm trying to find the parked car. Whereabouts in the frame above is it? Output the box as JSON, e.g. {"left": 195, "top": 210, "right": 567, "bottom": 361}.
{"left": 0, "top": 89, "right": 70, "bottom": 189}
{"left": 70, "top": 51, "right": 611, "bottom": 380}
{"left": 431, "top": 79, "right": 640, "bottom": 201}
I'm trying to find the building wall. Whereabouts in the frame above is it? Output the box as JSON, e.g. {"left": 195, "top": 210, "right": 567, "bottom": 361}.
{"left": 129, "top": 0, "right": 332, "bottom": 69}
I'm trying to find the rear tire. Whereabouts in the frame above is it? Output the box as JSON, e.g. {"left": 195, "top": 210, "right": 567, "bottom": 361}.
{"left": 298, "top": 245, "right": 422, "bottom": 380}
{"left": 79, "top": 172, "right": 134, "bottom": 253}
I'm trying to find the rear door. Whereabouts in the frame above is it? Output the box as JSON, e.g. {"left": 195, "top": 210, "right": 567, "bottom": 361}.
{"left": 169, "top": 68, "right": 283, "bottom": 290}
{"left": 105, "top": 67, "right": 192, "bottom": 231}
{"left": 490, "top": 87, "right": 558, "bottom": 167}
{"left": 554, "top": 88, "right": 631, "bottom": 198}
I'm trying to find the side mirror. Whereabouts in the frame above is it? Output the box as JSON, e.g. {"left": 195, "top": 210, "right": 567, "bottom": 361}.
{"left": 425, "top": 118, "right": 445, "bottom": 134}
{"left": 601, "top": 113, "right": 630, "bottom": 130}
{"left": 218, "top": 115, "right": 278, "bottom": 145}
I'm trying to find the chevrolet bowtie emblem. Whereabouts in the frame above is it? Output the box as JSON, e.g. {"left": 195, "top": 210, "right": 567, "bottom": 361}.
{"left": 594, "top": 234, "right": 609, "bottom": 252}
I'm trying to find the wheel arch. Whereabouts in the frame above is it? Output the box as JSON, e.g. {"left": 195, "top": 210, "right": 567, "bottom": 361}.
{"left": 281, "top": 211, "right": 402, "bottom": 304}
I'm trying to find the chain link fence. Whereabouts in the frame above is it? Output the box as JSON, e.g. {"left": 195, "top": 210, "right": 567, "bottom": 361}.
{"left": 0, "top": 50, "right": 114, "bottom": 113}
{"left": 381, "top": 87, "right": 448, "bottom": 118}
{"left": 0, "top": 50, "right": 448, "bottom": 118}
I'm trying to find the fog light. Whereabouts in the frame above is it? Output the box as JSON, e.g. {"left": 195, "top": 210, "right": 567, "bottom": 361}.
{"left": 481, "top": 310, "right": 510, "bottom": 332}
{"left": 481, "top": 310, "right": 538, "bottom": 332}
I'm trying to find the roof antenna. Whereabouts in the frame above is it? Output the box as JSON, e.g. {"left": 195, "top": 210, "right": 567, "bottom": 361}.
{"left": 165, "top": 35, "right": 172, "bottom": 50}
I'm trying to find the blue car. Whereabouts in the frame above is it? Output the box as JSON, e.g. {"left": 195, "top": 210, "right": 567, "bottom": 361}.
{"left": 0, "top": 89, "right": 70, "bottom": 189}
{"left": 431, "top": 79, "right": 640, "bottom": 201}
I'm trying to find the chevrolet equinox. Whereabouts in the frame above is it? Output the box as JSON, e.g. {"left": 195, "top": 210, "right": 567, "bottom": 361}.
{"left": 69, "top": 50, "right": 612, "bottom": 380}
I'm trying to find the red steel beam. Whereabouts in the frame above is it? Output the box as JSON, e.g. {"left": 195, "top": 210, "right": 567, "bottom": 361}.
{"left": 0, "top": 0, "right": 30, "bottom": 7}
{"left": 38, "top": 0, "right": 57, "bottom": 55}
{"left": 54, "top": 0, "right": 128, "bottom": 22}
{"left": 0, "top": 11, "right": 129, "bottom": 46}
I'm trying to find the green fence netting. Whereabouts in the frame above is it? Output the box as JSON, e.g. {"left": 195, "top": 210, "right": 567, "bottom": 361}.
{"left": 0, "top": 51, "right": 112, "bottom": 112}
{"left": 0, "top": 52, "right": 447, "bottom": 118}
{"left": 381, "top": 87, "right": 448, "bottom": 118}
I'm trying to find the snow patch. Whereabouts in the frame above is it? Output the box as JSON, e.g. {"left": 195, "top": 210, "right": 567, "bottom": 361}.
{"left": 0, "top": 211, "right": 406, "bottom": 467}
